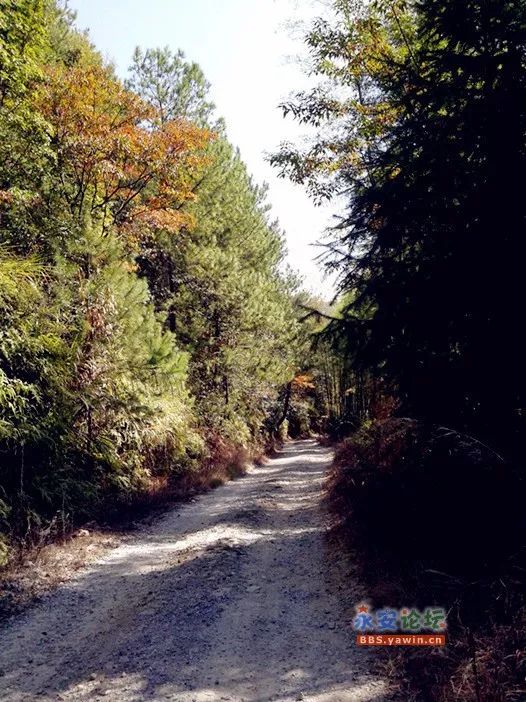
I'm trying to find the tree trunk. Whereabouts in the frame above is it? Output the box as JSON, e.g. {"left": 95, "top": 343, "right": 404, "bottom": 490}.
{"left": 275, "top": 381, "right": 292, "bottom": 436}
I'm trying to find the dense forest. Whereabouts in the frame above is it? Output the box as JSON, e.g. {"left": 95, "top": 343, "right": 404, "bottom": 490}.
{"left": 272, "top": 1, "right": 526, "bottom": 699}
{"left": 0, "top": 0, "right": 313, "bottom": 564}
{"left": 274, "top": 0, "right": 526, "bottom": 454}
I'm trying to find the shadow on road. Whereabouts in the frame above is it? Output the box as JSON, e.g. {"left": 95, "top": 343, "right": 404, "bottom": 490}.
{"left": 0, "top": 440, "right": 390, "bottom": 702}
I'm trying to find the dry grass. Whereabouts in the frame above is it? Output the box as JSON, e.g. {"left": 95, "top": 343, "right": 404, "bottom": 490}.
{"left": 0, "top": 433, "right": 260, "bottom": 621}
{"left": 176, "top": 433, "right": 251, "bottom": 492}
{"left": 326, "top": 419, "right": 526, "bottom": 701}
{"left": 383, "top": 618, "right": 526, "bottom": 702}
{"left": 0, "top": 528, "right": 120, "bottom": 619}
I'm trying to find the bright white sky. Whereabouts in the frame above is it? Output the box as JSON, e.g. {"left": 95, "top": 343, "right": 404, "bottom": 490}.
{"left": 69, "top": 0, "right": 337, "bottom": 298}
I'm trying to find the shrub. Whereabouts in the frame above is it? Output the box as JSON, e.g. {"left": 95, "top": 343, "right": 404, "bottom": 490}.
{"left": 328, "top": 418, "right": 524, "bottom": 573}
{"left": 327, "top": 418, "right": 526, "bottom": 701}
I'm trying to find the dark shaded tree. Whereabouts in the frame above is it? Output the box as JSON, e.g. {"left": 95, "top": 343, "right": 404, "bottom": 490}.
{"left": 274, "top": 0, "right": 526, "bottom": 454}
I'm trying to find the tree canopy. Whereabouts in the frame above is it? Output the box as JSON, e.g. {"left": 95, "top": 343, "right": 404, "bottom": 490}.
{"left": 273, "top": 0, "right": 526, "bottom": 455}
{"left": 0, "top": 1, "right": 303, "bottom": 562}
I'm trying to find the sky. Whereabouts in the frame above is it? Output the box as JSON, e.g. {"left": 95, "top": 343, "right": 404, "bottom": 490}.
{"left": 69, "top": 0, "right": 337, "bottom": 298}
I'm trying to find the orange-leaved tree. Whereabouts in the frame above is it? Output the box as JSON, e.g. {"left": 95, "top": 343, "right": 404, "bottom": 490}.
{"left": 38, "top": 62, "right": 210, "bottom": 241}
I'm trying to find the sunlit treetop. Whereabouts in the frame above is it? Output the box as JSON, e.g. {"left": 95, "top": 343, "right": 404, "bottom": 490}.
{"left": 270, "top": 0, "right": 415, "bottom": 203}
{"left": 38, "top": 61, "right": 212, "bottom": 242}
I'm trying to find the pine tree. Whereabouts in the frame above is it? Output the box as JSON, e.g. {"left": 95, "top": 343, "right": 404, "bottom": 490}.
{"left": 130, "top": 47, "right": 299, "bottom": 443}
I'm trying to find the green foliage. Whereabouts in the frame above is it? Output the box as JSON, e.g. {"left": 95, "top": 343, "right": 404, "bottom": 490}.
{"left": 0, "top": 0, "right": 46, "bottom": 103}
{"left": 127, "top": 46, "right": 215, "bottom": 126}
{"left": 279, "top": 7, "right": 526, "bottom": 697}
{"left": 0, "top": 0, "right": 52, "bottom": 218}
{"left": 131, "top": 50, "right": 300, "bottom": 445}
{"left": 0, "top": 2, "right": 305, "bottom": 563}
{"left": 0, "top": 248, "right": 45, "bottom": 442}
{"left": 274, "top": 0, "right": 526, "bottom": 454}
{"left": 64, "top": 218, "right": 197, "bottom": 475}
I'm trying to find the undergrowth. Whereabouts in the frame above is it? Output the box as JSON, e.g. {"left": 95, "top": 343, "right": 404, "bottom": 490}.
{"left": 326, "top": 418, "right": 526, "bottom": 702}
{"left": 0, "top": 432, "right": 258, "bottom": 571}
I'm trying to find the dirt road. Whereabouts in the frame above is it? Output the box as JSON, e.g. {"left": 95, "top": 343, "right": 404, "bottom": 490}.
{"left": 0, "top": 440, "right": 389, "bottom": 702}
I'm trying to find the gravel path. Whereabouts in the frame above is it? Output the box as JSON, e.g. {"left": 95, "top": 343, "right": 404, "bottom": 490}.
{"left": 0, "top": 440, "right": 389, "bottom": 702}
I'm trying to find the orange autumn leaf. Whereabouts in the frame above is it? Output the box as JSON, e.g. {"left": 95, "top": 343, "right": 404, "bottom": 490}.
{"left": 292, "top": 373, "right": 315, "bottom": 390}
{"left": 37, "top": 63, "right": 211, "bottom": 240}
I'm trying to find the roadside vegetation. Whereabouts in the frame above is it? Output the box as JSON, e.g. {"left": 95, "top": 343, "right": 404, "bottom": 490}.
{"left": 2, "top": 1, "right": 525, "bottom": 697}
{"left": 0, "top": 1, "right": 304, "bottom": 567}
{"left": 273, "top": 1, "right": 526, "bottom": 699}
